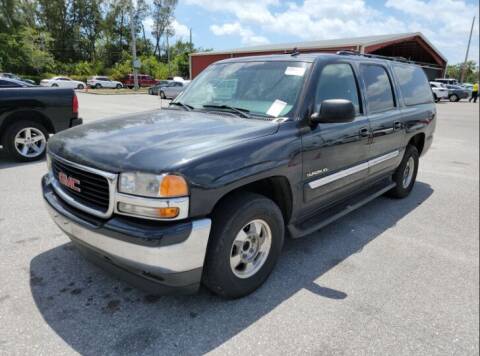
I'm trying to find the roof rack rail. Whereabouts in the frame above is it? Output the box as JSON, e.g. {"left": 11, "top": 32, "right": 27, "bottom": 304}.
{"left": 290, "top": 47, "right": 301, "bottom": 56}
{"left": 336, "top": 50, "right": 412, "bottom": 64}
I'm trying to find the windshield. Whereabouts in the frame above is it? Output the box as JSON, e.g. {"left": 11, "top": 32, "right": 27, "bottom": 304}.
{"left": 175, "top": 61, "right": 310, "bottom": 118}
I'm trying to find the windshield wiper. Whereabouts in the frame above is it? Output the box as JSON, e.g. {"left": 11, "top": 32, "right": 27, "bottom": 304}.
{"left": 202, "top": 104, "right": 251, "bottom": 118}
{"left": 169, "top": 101, "right": 194, "bottom": 111}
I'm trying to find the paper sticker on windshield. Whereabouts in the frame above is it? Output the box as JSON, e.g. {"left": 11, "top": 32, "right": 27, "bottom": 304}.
{"left": 267, "top": 99, "right": 287, "bottom": 117}
{"left": 285, "top": 66, "right": 306, "bottom": 76}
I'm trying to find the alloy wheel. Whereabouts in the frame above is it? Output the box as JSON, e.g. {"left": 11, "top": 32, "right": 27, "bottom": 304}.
{"left": 14, "top": 127, "right": 46, "bottom": 158}
{"left": 229, "top": 219, "right": 272, "bottom": 279}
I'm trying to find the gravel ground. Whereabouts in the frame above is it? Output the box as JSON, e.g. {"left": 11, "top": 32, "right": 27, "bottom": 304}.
{"left": 0, "top": 95, "right": 478, "bottom": 355}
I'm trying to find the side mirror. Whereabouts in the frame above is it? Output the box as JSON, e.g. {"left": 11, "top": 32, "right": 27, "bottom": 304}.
{"left": 311, "top": 99, "right": 356, "bottom": 124}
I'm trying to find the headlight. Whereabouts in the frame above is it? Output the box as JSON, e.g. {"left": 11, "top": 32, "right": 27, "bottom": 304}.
{"left": 118, "top": 172, "right": 188, "bottom": 198}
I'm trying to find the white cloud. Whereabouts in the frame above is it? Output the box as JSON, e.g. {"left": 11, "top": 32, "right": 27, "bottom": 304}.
{"left": 171, "top": 20, "right": 190, "bottom": 39}
{"left": 186, "top": 0, "right": 479, "bottom": 63}
{"left": 210, "top": 22, "right": 269, "bottom": 45}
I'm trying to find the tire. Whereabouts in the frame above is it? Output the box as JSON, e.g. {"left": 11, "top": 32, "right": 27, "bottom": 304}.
{"left": 116, "top": 84, "right": 122, "bottom": 89}
{"left": 2, "top": 120, "right": 49, "bottom": 162}
{"left": 160, "top": 91, "right": 166, "bottom": 99}
{"left": 387, "top": 145, "right": 419, "bottom": 199}
{"left": 77, "top": 84, "right": 85, "bottom": 90}
{"left": 51, "top": 83, "right": 58, "bottom": 87}
{"left": 95, "top": 83, "right": 101, "bottom": 89}
{"left": 449, "top": 94, "right": 458, "bottom": 102}
{"left": 203, "top": 192, "right": 285, "bottom": 299}
{"left": 148, "top": 89, "right": 153, "bottom": 95}
{"left": 433, "top": 94, "right": 439, "bottom": 102}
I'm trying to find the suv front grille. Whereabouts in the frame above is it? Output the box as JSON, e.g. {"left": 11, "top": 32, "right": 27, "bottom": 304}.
{"left": 52, "top": 158, "right": 110, "bottom": 213}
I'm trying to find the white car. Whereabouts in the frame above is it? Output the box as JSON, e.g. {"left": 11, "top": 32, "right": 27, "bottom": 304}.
{"left": 430, "top": 81, "right": 449, "bottom": 102}
{"left": 87, "top": 76, "right": 123, "bottom": 89}
{"left": 40, "top": 77, "right": 86, "bottom": 89}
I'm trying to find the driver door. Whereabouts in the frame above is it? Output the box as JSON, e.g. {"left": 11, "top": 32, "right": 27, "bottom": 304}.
{"left": 302, "top": 62, "right": 371, "bottom": 213}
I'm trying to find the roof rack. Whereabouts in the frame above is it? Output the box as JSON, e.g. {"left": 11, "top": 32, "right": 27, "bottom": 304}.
{"left": 336, "top": 50, "right": 411, "bottom": 64}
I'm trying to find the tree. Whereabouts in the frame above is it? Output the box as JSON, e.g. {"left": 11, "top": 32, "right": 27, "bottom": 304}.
{"left": 151, "top": 0, "right": 177, "bottom": 59}
{"left": 19, "top": 27, "right": 54, "bottom": 74}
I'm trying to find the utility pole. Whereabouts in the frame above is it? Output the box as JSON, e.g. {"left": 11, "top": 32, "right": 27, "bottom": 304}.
{"left": 129, "top": 0, "right": 139, "bottom": 90}
{"left": 460, "top": 16, "right": 475, "bottom": 83}
{"left": 189, "top": 28, "right": 192, "bottom": 48}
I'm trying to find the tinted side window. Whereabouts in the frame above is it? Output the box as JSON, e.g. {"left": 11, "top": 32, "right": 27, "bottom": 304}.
{"left": 0, "top": 80, "right": 17, "bottom": 87}
{"left": 393, "top": 64, "right": 433, "bottom": 106}
{"left": 315, "top": 63, "right": 361, "bottom": 114}
{"left": 360, "top": 64, "right": 395, "bottom": 113}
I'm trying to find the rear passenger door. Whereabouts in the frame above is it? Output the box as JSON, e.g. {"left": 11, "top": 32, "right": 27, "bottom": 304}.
{"left": 359, "top": 64, "right": 404, "bottom": 180}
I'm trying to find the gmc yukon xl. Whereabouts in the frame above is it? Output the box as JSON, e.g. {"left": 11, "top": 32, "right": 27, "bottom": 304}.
{"left": 42, "top": 53, "right": 436, "bottom": 298}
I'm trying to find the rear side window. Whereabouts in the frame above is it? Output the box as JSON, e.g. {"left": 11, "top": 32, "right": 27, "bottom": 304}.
{"left": 315, "top": 63, "right": 361, "bottom": 114}
{"left": 393, "top": 64, "right": 433, "bottom": 106}
{"left": 360, "top": 64, "right": 395, "bottom": 113}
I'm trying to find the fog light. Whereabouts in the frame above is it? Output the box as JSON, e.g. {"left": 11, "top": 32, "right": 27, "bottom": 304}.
{"left": 117, "top": 202, "right": 179, "bottom": 219}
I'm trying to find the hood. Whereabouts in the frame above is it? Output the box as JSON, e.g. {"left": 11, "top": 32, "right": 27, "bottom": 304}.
{"left": 48, "top": 109, "right": 279, "bottom": 173}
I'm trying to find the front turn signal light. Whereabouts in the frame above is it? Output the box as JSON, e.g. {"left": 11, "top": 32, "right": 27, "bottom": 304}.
{"left": 160, "top": 175, "right": 188, "bottom": 197}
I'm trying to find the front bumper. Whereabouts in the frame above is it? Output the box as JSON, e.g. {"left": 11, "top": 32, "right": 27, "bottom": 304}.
{"left": 42, "top": 175, "right": 211, "bottom": 295}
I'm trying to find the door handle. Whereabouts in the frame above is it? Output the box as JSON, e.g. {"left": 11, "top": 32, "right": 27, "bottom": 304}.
{"left": 394, "top": 121, "right": 402, "bottom": 130}
{"left": 359, "top": 127, "right": 370, "bottom": 137}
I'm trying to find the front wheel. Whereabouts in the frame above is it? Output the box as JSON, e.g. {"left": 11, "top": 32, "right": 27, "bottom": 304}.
{"left": 116, "top": 84, "right": 122, "bottom": 89}
{"left": 95, "top": 83, "right": 101, "bottom": 89}
{"left": 77, "top": 84, "right": 85, "bottom": 89}
{"left": 387, "top": 145, "right": 419, "bottom": 199}
{"left": 449, "top": 94, "right": 458, "bottom": 102}
{"left": 2, "top": 120, "right": 48, "bottom": 162}
{"left": 203, "top": 192, "right": 284, "bottom": 299}
{"left": 160, "top": 91, "right": 166, "bottom": 99}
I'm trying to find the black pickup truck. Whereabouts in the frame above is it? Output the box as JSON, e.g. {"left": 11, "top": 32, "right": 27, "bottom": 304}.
{"left": 42, "top": 53, "right": 435, "bottom": 298}
{"left": 0, "top": 87, "right": 82, "bottom": 161}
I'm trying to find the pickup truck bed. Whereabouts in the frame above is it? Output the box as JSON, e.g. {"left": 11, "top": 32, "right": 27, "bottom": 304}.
{"left": 0, "top": 87, "right": 82, "bottom": 161}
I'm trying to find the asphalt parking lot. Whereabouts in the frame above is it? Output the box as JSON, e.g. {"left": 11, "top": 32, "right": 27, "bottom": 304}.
{"left": 0, "top": 94, "right": 478, "bottom": 355}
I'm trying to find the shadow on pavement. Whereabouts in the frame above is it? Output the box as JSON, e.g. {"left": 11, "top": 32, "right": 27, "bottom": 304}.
{"left": 0, "top": 149, "right": 45, "bottom": 169}
{"left": 30, "top": 182, "right": 433, "bottom": 355}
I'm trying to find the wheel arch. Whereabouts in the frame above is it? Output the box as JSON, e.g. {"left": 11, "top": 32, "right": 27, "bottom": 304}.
{"left": 210, "top": 176, "right": 293, "bottom": 224}
{"left": 408, "top": 132, "right": 425, "bottom": 156}
{"left": 0, "top": 110, "right": 54, "bottom": 144}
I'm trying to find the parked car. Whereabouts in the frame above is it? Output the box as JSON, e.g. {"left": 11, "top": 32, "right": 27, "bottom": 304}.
{"left": 42, "top": 53, "right": 435, "bottom": 298}
{"left": 445, "top": 84, "right": 470, "bottom": 102}
{"left": 40, "top": 77, "right": 86, "bottom": 89}
{"left": 87, "top": 76, "right": 123, "bottom": 89}
{"left": 430, "top": 81, "right": 449, "bottom": 102}
{"left": 434, "top": 78, "right": 459, "bottom": 85}
{"left": 158, "top": 81, "right": 189, "bottom": 99}
{"left": 0, "top": 77, "right": 36, "bottom": 88}
{"left": 0, "top": 88, "right": 82, "bottom": 161}
{"left": 121, "top": 74, "right": 157, "bottom": 89}
{"left": 0, "top": 72, "right": 36, "bottom": 85}
{"left": 148, "top": 80, "right": 172, "bottom": 95}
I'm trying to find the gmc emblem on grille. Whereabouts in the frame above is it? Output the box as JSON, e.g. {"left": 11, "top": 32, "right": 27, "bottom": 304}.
{"left": 58, "top": 172, "right": 81, "bottom": 192}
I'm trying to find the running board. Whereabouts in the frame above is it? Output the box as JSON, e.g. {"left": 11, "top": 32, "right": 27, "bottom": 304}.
{"left": 288, "top": 180, "right": 396, "bottom": 238}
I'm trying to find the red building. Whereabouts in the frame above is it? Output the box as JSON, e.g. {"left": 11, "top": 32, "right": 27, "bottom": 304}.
{"left": 190, "top": 32, "right": 447, "bottom": 80}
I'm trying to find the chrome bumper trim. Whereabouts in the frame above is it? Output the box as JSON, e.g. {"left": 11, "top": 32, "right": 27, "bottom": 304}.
{"left": 46, "top": 202, "right": 211, "bottom": 273}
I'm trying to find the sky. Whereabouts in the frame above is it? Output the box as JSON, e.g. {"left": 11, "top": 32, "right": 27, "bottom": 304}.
{"left": 145, "top": 0, "right": 480, "bottom": 64}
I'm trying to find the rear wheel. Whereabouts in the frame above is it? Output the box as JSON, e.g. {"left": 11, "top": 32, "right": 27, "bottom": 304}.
{"left": 387, "top": 145, "right": 419, "bottom": 199}
{"left": 77, "top": 84, "right": 85, "bottom": 90}
{"left": 51, "top": 83, "right": 58, "bottom": 87}
{"left": 95, "top": 83, "right": 101, "bottom": 89}
{"left": 433, "top": 94, "right": 439, "bottom": 102}
{"left": 160, "top": 91, "right": 166, "bottom": 99}
{"left": 203, "top": 192, "right": 284, "bottom": 298}
{"left": 116, "top": 84, "right": 122, "bottom": 89}
{"left": 2, "top": 120, "right": 48, "bottom": 162}
{"left": 449, "top": 94, "right": 458, "bottom": 102}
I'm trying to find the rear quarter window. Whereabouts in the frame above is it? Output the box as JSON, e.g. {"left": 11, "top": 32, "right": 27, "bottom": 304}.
{"left": 393, "top": 64, "right": 433, "bottom": 106}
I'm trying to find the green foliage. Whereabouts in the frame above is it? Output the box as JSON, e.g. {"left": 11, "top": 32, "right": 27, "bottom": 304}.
{"left": 0, "top": 0, "right": 198, "bottom": 81}
{"left": 446, "top": 60, "right": 479, "bottom": 83}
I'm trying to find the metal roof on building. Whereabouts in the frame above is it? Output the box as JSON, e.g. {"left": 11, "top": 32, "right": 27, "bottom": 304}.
{"left": 192, "top": 32, "right": 447, "bottom": 63}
